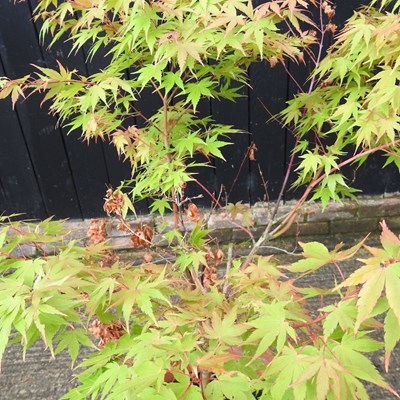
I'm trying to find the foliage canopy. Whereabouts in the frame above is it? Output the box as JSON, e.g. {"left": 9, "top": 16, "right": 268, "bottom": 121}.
{"left": 1, "top": 0, "right": 400, "bottom": 399}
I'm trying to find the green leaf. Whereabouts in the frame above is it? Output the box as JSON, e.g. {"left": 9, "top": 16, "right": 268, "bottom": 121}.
{"left": 246, "top": 302, "right": 296, "bottom": 364}
{"left": 321, "top": 299, "right": 357, "bottom": 339}
{"left": 384, "top": 309, "right": 400, "bottom": 372}
{"left": 203, "top": 308, "right": 247, "bottom": 346}
{"left": 288, "top": 242, "right": 331, "bottom": 273}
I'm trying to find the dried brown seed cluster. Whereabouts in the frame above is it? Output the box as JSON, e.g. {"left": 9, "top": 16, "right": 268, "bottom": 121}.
{"left": 322, "top": 1, "right": 335, "bottom": 19}
{"left": 326, "top": 23, "right": 337, "bottom": 34}
{"left": 103, "top": 189, "right": 125, "bottom": 216}
{"left": 89, "top": 319, "right": 125, "bottom": 348}
{"left": 130, "top": 224, "right": 153, "bottom": 248}
{"left": 143, "top": 252, "right": 153, "bottom": 263}
{"left": 100, "top": 251, "right": 120, "bottom": 268}
{"left": 268, "top": 56, "right": 278, "bottom": 68}
{"left": 117, "top": 221, "right": 131, "bottom": 232}
{"left": 87, "top": 219, "right": 107, "bottom": 244}
{"left": 186, "top": 203, "right": 200, "bottom": 223}
{"left": 203, "top": 247, "right": 225, "bottom": 288}
{"left": 249, "top": 143, "right": 257, "bottom": 161}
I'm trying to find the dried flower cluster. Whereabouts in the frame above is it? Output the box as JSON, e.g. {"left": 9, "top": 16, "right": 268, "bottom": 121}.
{"left": 130, "top": 224, "right": 153, "bottom": 248}
{"left": 99, "top": 251, "right": 120, "bottom": 268}
{"left": 89, "top": 319, "right": 125, "bottom": 348}
{"left": 116, "top": 221, "right": 131, "bottom": 232}
{"left": 202, "top": 246, "right": 225, "bottom": 288}
{"left": 186, "top": 203, "right": 200, "bottom": 223}
{"left": 86, "top": 219, "right": 107, "bottom": 244}
{"left": 103, "top": 189, "right": 125, "bottom": 216}
{"left": 322, "top": 1, "right": 335, "bottom": 19}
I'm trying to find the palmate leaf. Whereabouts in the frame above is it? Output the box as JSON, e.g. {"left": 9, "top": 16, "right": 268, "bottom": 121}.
{"left": 202, "top": 307, "right": 247, "bottom": 346}
{"left": 246, "top": 302, "right": 297, "bottom": 364}
{"left": 384, "top": 309, "right": 400, "bottom": 372}
{"left": 288, "top": 239, "right": 364, "bottom": 273}
{"left": 336, "top": 260, "right": 398, "bottom": 331}
{"left": 380, "top": 220, "right": 400, "bottom": 258}
{"left": 331, "top": 333, "right": 397, "bottom": 397}
{"left": 263, "top": 345, "right": 320, "bottom": 400}
{"left": 320, "top": 299, "right": 358, "bottom": 339}
{"left": 205, "top": 375, "right": 254, "bottom": 400}
{"left": 111, "top": 269, "right": 170, "bottom": 329}
{"left": 336, "top": 222, "right": 400, "bottom": 331}
{"left": 55, "top": 328, "right": 95, "bottom": 366}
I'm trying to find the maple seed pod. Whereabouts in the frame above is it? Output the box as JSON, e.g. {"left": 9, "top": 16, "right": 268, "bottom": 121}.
{"left": 249, "top": 143, "right": 257, "bottom": 161}
{"left": 89, "top": 319, "right": 125, "bottom": 348}
{"left": 143, "top": 252, "right": 153, "bottom": 263}
{"left": 215, "top": 248, "right": 225, "bottom": 265}
{"left": 268, "top": 56, "right": 278, "bottom": 68}
{"left": 179, "top": 180, "right": 187, "bottom": 190}
{"left": 130, "top": 224, "right": 153, "bottom": 248}
{"left": 87, "top": 219, "right": 107, "bottom": 244}
{"left": 323, "top": 4, "right": 335, "bottom": 19}
{"left": 100, "top": 252, "right": 120, "bottom": 268}
{"left": 117, "top": 221, "right": 131, "bottom": 232}
{"left": 326, "top": 23, "right": 337, "bottom": 34}
{"left": 103, "top": 189, "right": 125, "bottom": 216}
{"left": 186, "top": 203, "right": 200, "bottom": 222}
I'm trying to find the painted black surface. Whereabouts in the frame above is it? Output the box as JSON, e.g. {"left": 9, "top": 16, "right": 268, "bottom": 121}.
{"left": 0, "top": 1, "right": 399, "bottom": 219}
{"left": 212, "top": 83, "right": 250, "bottom": 205}
{"left": 0, "top": 1, "right": 80, "bottom": 218}
{"left": 249, "top": 60, "right": 288, "bottom": 203}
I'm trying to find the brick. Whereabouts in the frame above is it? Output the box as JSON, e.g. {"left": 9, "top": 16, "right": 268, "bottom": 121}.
{"left": 209, "top": 229, "right": 233, "bottom": 244}
{"left": 306, "top": 202, "right": 357, "bottom": 223}
{"left": 252, "top": 204, "right": 273, "bottom": 226}
{"left": 109, "top": 236, "right": 134, "bottom": 250}
{"left": 357, "top": 197, "right": 400, "bottom": 218}
{"left": 381, "top": 217, "right": 400, "bottom": 231}
{"left": 232, "top": 226, "right": 265, "bottom": 243}
{"left": 208, "top": 212, "right": 245, "bottom": 230}
{"left": 11, "top": 244, "right": 36, "bottom": 258}
{"left": 108, "top": 217, "right": 153, "bottom": 237}
{"left": 330, "top": 217, "right": 379, "bottom": 234}
{"left": 155, "top": 214, "right": 176, "bottom": 232}
{"left": 281, "top": 221, "right": 330, "bottom": 237}
{"left": 253, "top": 202, "right": 307, "bottom": 226}
{"left": 63, "top": 219, "right": 92, "bottom": 240}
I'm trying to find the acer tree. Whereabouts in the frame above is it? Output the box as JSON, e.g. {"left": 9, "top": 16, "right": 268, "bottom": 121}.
{"left": 1, "top": 0, "right": 400, "bottom": 399}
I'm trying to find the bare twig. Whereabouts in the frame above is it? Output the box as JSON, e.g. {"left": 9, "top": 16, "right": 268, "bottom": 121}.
{"left": 223, "top": 243, "right": 234, "bottom": 295}
{"left": 194, "top": 178, "right": 256, "bottom": 245}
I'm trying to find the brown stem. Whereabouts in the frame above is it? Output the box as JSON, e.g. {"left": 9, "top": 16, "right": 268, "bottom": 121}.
{"left": 194, "top": 178, "right": 255, "bottom": 244}
{"left": 228, "top": 143, "right": 251, "bottom": 199}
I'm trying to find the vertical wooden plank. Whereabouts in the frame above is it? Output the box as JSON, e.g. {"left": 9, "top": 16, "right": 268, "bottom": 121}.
{"left": 248, "top": 0, "right": 292, "bottom": 204}
{"left": 28, "top": 0, "right": 115, "bottom": 218}
{"left": 0, "top": 1, "right": 81, "bottom": 218}
{"left": 249, "top": 60, "right": 287, "bottom": 203}
{"left": 183, "top": 98, "right": 216, "bottom": 208}
{"left": 333, "top": 0, "right": 400, "bottom": 195}
{"left": 283, "top": 3, "right": 325, "bottom": 201}
{"left": 212, "top": 85, "right": 250, "bottom": 205}
{"left": 0, "top": 57, "right": 46, "bottom": 218}
{"left": 128, "top": 70, "right": 162, "bottom": 214}
{"left": 79, "top": 43, "right": 150, "bottom": 214}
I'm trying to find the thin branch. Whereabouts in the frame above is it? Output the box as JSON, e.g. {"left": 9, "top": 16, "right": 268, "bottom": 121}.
{"left": 223, "top": 243, "right": 234, "bottom": 295}
{"left": 308, "top": 0, "right": 326, "bottom": 95}
{"left": 228, "top": 144, "right": 251, "bottom": 199}
{"left": 194, "top": 178, "right": 256, "bottom": 245}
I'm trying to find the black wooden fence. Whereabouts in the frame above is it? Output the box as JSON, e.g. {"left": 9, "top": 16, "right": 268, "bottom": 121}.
{"left": 0, "top": 0, "right": 398, "bottom": 219}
